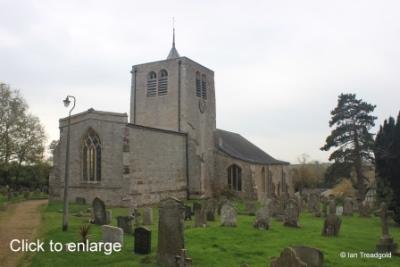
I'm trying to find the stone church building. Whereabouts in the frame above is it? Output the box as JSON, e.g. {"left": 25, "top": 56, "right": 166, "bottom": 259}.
{"left": 49, "top": 35, "right": 293, "bottom": 207}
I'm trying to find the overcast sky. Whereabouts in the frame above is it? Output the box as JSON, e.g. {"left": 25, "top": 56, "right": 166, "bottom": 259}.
{"left": 1, "top": 0, "right": 400, "bottom": 163}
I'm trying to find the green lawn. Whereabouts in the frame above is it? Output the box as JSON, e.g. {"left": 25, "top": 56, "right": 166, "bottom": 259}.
{"left": 20, "top": 201, "right": 400, "bottom": 267}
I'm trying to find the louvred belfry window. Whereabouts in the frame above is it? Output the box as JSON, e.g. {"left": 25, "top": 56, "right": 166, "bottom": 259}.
{"left": 147, "top": 71, "right": 157, "bottom": 97}
{"left": 158, "top": 69, "right": 168, "bottom": 95}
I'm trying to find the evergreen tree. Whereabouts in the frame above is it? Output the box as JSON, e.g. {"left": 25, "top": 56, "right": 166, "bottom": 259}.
{"left": 375, "top": 112, "right": 400, "bottom": 224}
{"left": 321, "top": 93, "right": 376, "bottom": 201}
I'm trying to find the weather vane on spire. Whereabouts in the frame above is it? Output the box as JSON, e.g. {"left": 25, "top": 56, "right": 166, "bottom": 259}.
{"left": 167, "top": 17, "right": 180, "bottom": 59}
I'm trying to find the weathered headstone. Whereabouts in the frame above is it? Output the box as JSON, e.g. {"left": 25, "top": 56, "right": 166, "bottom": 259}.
{"left": 253, "top": 205, "right": 270, "bottom": 230}
{"left": 184, "top": 205, "right": 192, "bottom": 221}
{"left": 271, "top": 246, "right": 324, "bottom": 267}
{"left": 194, "top": 207, "right": 207, "bottom": 227}
{"left": 322, "top": 200, "right": 341, "bottom": 236}
{"left": 142, "top": 207, "right": 153, "bottom": 225}
{"left": 106, "top": 210, "right": 112, "bottom": 224}
{"left": 220, "top": 202, "right": 237, "bottom": 227}
{"left": 205, "top": 199, "right": 217, "bottom": 221}
{"left": 375, "top": 202, "right": 398, "bottom": 253}
{"left": 117, "top": 216, "right": 133, "bottom": 234}
{"left": 343, "top": 197, "right": 353, "bottom": 216}
{"left": 75, "top": 197, "right": 86, "bottom": 205}
{"left": 244, "top": 201, "right": 257, "bottom": 216}
{"left": 101, "top": 225, "right": 123, "bottom": 245}
{"left": 92, "top": 197, "right": 107, "bottom": 225}
{"left": 308, "top": 193, "right": 321, "bottom": 217}
{"left": 335, "top": 206, "right": 343, "bottom": 216}
{"left": 359, "top": 201, "right": 371, "bottom": 217}
{"left": 157, "top": 197, "right": 185, "bottom": 267}
{"left": 283, "top": 198, "right": 300, "bottom": 228}
{"left": 134, "top": 226, "right": 151, "bottom": 254}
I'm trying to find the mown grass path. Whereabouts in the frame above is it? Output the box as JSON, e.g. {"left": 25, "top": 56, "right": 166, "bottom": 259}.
{"left": 0, "top": 199, "right": 48, "bottom": 267}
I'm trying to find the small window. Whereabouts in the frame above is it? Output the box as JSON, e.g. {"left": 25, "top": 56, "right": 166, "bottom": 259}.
{"left": 195, "top": 72, "right": 201, "bottom": 97}
{"left": 147, "top": 71, "right": 157, "bottom": 97}
{"left": 158, "top": 69, "right": 168, "bottom": 96}
{"left": 201, "top": 74, "right": 207, "bottom": 99}
{"left": 227, "top": 164, "right": 242, "bottom": 191}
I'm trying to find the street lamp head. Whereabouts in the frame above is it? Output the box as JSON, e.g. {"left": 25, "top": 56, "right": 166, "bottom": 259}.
{"left": 63, "top": 96, "right": 71, "bottom": 107}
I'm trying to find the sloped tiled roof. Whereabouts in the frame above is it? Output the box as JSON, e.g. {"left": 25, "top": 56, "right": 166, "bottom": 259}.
{"left": 216, "top": 129, "right": 289, "bottom": 165}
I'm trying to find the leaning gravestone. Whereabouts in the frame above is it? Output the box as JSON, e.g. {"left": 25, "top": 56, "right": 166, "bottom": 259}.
{"left": 92, "top": 197, "right": 107, "bottom": 225}
{"left": 343, "top": 197, "right": 353, "bottom": 216}
{"left": 142, "top": 207, "right": 153, "bottom": 225}
{"left": 322, "top": 200, "right": 341, "bottom": 236}
{"left": 157, "top": 197, "right": 185, "bottom": 267}
{"left": 134, "top": 226, "right": 151, "bottom": 254}
{"left": 221, "top": 202, "right": 237, "bottom": 227}
{"left": 253, "top": 205, "right": 270, "bottom": 230}
{"left": 117, "top": 216, "right": 133, "bottom": 234}
{"left": 101, "top": 225, "right": 123, "bottom": 245}
{"left": 271, "top": 246, "right": 324, "bottom": 267}
{"left": 283, "top": 198, "right": 300, "bottom": 228}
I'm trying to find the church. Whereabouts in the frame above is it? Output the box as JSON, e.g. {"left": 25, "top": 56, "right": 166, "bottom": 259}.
{"left": 49, "top": 33, "right": 293, "bottom": 207}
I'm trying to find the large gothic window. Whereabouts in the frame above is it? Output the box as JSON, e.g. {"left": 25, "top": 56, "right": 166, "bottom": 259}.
{"left": 227, "top": 164, "right": 242, "bottom": 191}
{"left": 147, "top": 71, "right": 157, "bottom": 97}
{"left": 82, "top": 129, "right": 101, "bottom": 182}
{"left": 158, "top": 69, "right": 168, "bottom": 95}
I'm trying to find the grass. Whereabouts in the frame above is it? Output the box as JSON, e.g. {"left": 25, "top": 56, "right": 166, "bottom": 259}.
{"left": 19, "top": 201, "right": 400, "bottom": 267}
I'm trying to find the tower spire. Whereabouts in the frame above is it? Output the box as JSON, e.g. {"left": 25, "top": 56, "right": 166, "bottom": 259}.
{"left": 167, "top": 17, "right": 180, "bottom": 59}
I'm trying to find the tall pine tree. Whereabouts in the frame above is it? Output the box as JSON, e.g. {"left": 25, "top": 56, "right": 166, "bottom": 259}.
{"left": 321, "top": 93, "right": 376, "bottom": 202}
{"left": 375, "top": 112, "right": 400, "bottom": 224}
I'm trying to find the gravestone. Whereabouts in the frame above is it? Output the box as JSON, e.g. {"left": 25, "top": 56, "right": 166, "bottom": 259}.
{"left": 101, "top": 225, "right": 123, "bottom": 245}
{"left": 193, "top": 202, "right": 201, "bottom": 213}
{"left": 157, "top": 197, "right": 185, "bottom": 267}
{"left": 106, "top": 210, "right": 112, "bottom": 224}
{"left": 184, "top": 205, "right": 192, "bottom": 221}
{"left": 134, "top": 226, "right": 151, "bottom": 254}
{"left": 142, "top": 207, "right": 153, "bottom": 225}
{"left": 271, "top": 246, "right": 324, "bottom": 267}
{"left": 75, "top": 197, "right": 86, "bottom": 205}
{"left": 253, "top": 205, "right": 270, "bottom": 230}
{"left": 359, "top": 201, "right": 371, "bottom": 217}
{"left": 283, "top": 198, "right": 300, "bottom": 228}
{"left": 220, "top": 203, "right": 237, "bottom": 227}
{"left": 244, "top": 201, "right": 257, "bottom": 216}
{"left": 322, "top": 200, "right": 341, "bottom": 236}
{"left": 375, "top": 202, "right": 398, "bottom": 253}
{"left": 308, "top": 193, "right": 321, "bottom": 217}
{"left": 335, "top": 206, "right": 343, "bottom": 216}
{"left": 117, "top": 216, "right": 133, "bottom": 234}
{"left": 92, "top": 197, "right": 107, "bottom": 225}
{"left": 194, "top": 206, "right": 207, "bottom": 227}
{"left": 205, "top": 198, "right": 217, "bottom": 221}
{"left": 343, "top": 197, "right": 353, "bottom": 216}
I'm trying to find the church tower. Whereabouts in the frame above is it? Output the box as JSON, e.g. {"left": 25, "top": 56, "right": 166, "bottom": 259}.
{"left": 129, "top": 30, "right": 216, "bottom": 198}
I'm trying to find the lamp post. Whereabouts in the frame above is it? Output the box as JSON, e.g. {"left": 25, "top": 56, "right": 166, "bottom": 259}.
{"left": 62, "top": 95, "right": 76, "bottom": 231}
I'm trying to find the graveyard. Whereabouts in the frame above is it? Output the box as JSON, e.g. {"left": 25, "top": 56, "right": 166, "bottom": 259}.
{"left": 13, "top": 198, "right": 400, "bottom": 267}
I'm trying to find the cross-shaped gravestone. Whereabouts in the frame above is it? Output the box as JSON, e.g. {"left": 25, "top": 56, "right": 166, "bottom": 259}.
{"left": 175, "top": 249, "right": 192, "bottom": 267}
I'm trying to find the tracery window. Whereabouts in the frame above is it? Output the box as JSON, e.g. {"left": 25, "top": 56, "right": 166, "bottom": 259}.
{"left": 82, "top": 129, "right": 101, "bottom": 182}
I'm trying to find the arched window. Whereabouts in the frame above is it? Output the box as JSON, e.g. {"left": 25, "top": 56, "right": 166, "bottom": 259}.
{"left": 82, "top": 128, "right": 101, "bottom": 182}
{"left": 227, "top": 164, "right": 242, "bottom": 191}
{"left": 201, "top": 74, "right": 207, "bottom": 99}
{"left": 147, "top": 71, "right": 157, "bottom": 97}
{"left": 158, "top": 69, "right": 168, "bottom": 95}
{"left": 195, "top": 72, "right": 201, "bottom": 97}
